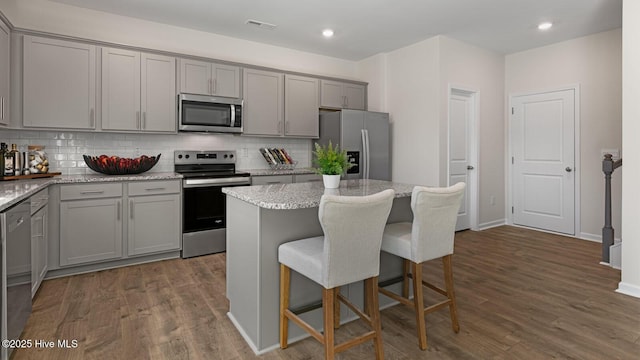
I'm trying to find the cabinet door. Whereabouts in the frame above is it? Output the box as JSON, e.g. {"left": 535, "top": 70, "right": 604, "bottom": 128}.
{"left": 127, "top": 194, "right": 181, "bottom": 256}
{"left": 179, "top": 58, "right": 211, "bottom": 95}
{"left": 294, "top": 174, "right": 322, "bottom": 183}
{"left": 320, "top": 80, "right": 344, "bottom": 109}
{"left": 23, "top": 36, "right": 96, "bottom": 129}
{"left": 141, "top": 53, "right": 176, "bottom": 132}
{"left": 285, "top": 75, "right": 319, "bottom": 138}
{"left": 344, "top": 83, "right": 366, "bottom": 110}
{"left": 31, "top": 205, "right": 48, "bottom": 298}
{"left": 60, "top": 198, "right": 123, "bottom": 266}
{"left": 212, "top": 63, "right": 240, "bottom": 98}
{"left": 243, "top": 68, "right": 283, "bottom": 136}
{"left": 101, "top": 48, "right": 141, "bottom": 131}
{"left": 0, "top": 20, "right": 9, "bottom": 126}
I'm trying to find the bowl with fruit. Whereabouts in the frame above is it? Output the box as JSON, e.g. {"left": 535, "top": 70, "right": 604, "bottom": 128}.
{"left": 83, "top": 154, "right": 161, "bottom": 175}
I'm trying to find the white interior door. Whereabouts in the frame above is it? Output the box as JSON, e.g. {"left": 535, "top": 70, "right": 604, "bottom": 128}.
{"left": 449, "top": 89, "right": 475, "bottom": 231}
{"left": 511, "top": 89, "right": 575, "bottom": 235}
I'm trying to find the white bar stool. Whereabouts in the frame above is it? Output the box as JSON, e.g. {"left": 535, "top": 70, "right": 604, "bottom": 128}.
{"left": 378, "top": 183, "right": 465, "bottom": 350}
{"left": 278, "top": 189, "right": 395, "bottom": 360}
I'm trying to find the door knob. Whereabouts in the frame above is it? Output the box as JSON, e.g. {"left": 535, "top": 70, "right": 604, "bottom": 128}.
{"left": 467, "top": 165, "right": 474, "bottom": 170}
{"left": 565, "top": 167, "right": 573, "bottom": 172}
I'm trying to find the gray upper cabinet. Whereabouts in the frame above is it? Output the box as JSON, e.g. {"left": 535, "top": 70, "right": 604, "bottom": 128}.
{"left": 23, "top": 36, "right": 97, "bottom": 129}
{"left": 179, "top": 58, "right": 240, "bottom": 98}
{"left": 284, "top": 74, "right": 319, "bottom": 138}
{"left": 320, "top": 80, "right": 366, "bottom": 110}
{"left": 102, "top": 48, "right": 176, "bottom": 132}
{"left": 243, "top": 68, "right": 284, "bottom": 136}
{"left": 0, "top": 20, "right": 9, "bottom": 126}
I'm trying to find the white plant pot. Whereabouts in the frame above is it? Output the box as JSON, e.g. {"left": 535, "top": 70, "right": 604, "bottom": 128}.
{"left": 322, "top": 174, "right": 341, "bottom": 189}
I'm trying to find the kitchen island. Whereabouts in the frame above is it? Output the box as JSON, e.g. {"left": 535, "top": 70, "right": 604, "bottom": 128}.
{"left": 223, "top": 179, "right": 416, "bottom": 354}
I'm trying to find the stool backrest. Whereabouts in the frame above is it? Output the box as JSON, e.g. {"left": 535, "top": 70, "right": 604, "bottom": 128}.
{"left": 319, "top": 189, "right": 395, "bottom": 289}
{"left": 410, "top": 183, "right": 465, "bottom": 263}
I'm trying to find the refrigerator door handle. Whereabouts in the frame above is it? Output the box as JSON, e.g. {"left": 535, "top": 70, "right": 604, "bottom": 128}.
{"left": 365, "top": 129, "right": 371, "bottom": 179}
{"left": 361, "top": 129, "right": 368, "bottom": 179}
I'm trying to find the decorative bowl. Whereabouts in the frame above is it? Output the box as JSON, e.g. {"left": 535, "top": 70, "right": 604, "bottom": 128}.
{"left": 83, "top": 154, "right": 161, "bottom": 175}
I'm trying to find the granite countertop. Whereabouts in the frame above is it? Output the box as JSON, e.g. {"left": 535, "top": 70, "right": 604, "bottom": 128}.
{"left": 242, "top": 168, "right": 317, "bottom": 176}
{"left": 222, "top": 179, "right": 415, "bottom": 210}
{"left": 0, "top": 172, "right": 182, "bottom": 212}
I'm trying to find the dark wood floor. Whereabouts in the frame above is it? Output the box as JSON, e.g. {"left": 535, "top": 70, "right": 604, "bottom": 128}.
{"left": 13, "top": 226, "right": 640, "bottom": 359}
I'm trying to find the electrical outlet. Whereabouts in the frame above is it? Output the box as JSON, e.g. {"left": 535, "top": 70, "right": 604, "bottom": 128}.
{"left": 240, "top": 147, "right": 249, "bottom": 158}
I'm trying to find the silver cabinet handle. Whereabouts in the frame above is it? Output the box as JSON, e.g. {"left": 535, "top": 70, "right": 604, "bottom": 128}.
{"left": 467, "top": 165, "right": 475, "bottom": 170}
{"left": 213, "top": 78, "right": 217, "bottom": 94}
{"left": 565, "top": 167, "right": 573, "bottom": 172}
{"left": 129, "top": 199, "right": 134, "bottom": 219}
{"left": 344, "top": 95, "right": 348, "bottom": 107}
{"left": 117, "top": 200, "right": 121, "bottom": 220}
{"left": 80, "top": 190, "right": 104, "bottom": 194}
{"left": 285, "top": 121, "right": 289, "bottom": 134}
{"left": 209, "top": 79, "right": 213, "bottom": 94}
{"left": 42, "top": 212, "right": 46, "bottom": 235}
{"left": 144, "top": 187, "right": 166, "bottom": 191}
{"left": 90, "top": 108, "right": 95, "bottom": 127}
{"left": 142, "top": 112, "right": 146, "bottom": 130}
{"left": 1, "top": 96, "right": 4, "bottom": 120}
{"left": 278, "top": 121, "right": 282, "bottom": 134}
{"left": 136, "top": 111, "right": 141, "bottom": 129}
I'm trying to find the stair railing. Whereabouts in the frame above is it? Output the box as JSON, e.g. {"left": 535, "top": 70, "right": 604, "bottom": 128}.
{"left": 602, "top": 153, "right": 622, "bottom": 263}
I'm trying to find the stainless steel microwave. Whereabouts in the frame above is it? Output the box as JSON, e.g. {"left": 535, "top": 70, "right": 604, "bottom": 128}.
{"left": 178, "top": 93, "right": 243, "bottom": 134}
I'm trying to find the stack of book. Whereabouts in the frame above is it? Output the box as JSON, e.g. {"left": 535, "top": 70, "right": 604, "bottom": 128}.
{"left": 259, "top": 148, "right": 297, "bottom": 169}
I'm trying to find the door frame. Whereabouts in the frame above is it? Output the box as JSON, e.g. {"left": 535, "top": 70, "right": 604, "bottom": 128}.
{"left": 447, "top": 84, "right": 479, "bottom": 231}
{"left": 507, "top": 84, "right": 581, "bottom": 236}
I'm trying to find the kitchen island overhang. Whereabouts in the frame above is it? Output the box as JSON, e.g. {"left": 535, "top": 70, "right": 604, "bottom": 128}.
{"left": 223, "top": 179, "right": 416, "bottom": 354}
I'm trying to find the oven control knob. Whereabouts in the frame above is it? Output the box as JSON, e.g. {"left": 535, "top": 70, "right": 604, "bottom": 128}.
{"left": 185, "top": 154, "right": 190, "bottom": 159}
{"left": 229, "top": 154, "right": 234, "bottom": 158}
{"left": 178, "top": 154, "right": 183, "bottom": 159}
{"left": 224, "top": 154, "right": 228, "bottom": 159}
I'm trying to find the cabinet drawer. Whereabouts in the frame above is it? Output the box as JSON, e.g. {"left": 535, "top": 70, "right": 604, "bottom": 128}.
{"left": 60, "top": 183, "right": 122, "bottom": 200}
{"left": 294, "top": 174, "right": 322, "bottom": 183}
{"left": 30, "top": 188, "right": 49, "bottom": 214}
{"left": 128, "top": 180, "right": 181, "bottom": 196}
{"left": 251, "top": 175, "right": 293, "bottom": 185}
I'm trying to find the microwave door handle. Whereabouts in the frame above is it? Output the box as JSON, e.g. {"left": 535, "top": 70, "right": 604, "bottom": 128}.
{"left": 230, "top": 104, "right": 236, "bottom": 127}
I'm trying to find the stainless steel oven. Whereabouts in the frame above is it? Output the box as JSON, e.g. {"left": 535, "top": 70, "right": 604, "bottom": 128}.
{"left": 175, "top": 150, "right": 250, "bottom": 258}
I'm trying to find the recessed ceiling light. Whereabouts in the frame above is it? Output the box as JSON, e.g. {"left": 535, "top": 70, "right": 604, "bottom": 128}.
{"left": 322, "top": 29, "right": 334, "bottom": 38}
{"left": 538, "top": 22, "right": 553, "bottom": 30}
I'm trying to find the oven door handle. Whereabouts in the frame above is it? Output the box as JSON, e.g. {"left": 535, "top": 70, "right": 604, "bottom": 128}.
{"left": 184, "top": 177, "right": 251, "bottom": 188}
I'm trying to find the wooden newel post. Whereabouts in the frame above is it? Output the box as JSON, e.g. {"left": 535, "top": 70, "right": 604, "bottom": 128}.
{"left": 602, "top": 154, "right": 622, "bottom": 263}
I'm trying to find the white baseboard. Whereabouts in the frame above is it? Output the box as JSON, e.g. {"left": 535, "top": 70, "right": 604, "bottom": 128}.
{"left": 227, "top": 312, "right": 263, "bottom": 355}
{"left": 578, "top": 232, "right": 622, "bottom": 244}
{"left": 616, "top": 282, "right": 640, "bottom": 299}
{"left": 476, "top": 219, "right": 506, "bottom": 231}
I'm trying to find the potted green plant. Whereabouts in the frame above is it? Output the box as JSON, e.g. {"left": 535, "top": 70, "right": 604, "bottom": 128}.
{"left": 313, "top": 141, "right": 352, "bottom": 188}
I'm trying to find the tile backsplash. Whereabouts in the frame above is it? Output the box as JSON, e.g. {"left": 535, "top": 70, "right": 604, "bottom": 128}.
{"left": 0, "top": 129, "right": 312, "bottom": 175}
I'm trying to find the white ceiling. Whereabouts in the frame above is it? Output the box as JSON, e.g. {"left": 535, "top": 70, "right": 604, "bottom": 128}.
{"left": 50, "top": 0, "right": 622, "bottom": 61}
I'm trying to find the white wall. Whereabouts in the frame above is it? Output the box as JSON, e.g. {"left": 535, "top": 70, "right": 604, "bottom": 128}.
{"left": 0, "top": 0, "right": 358, "bottom": 80}
{"left": 620, "top": 0, "right": 640, "bottom": 297}
{"left": 505, "top": 29, "right": 623, "bottom": 241}
{"left": 439, "top": 37, "right": 506, "bottom": 227}
{"left": 382, "top": 37, "right": 441, "bottom": 186}
{"left": 357, "top": 53, "right": 387, "bottom": 112}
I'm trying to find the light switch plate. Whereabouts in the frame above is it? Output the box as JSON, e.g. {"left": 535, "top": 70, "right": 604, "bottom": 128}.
{"left": 601, "top": 148, "right": 620, "bottom": 160}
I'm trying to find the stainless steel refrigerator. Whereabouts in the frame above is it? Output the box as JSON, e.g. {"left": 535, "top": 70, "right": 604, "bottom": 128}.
{"left": 318, "top": 109, "right": 390, "bottom": 181}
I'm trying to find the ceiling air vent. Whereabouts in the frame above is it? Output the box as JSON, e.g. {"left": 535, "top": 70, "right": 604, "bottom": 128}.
{"left": 245, "top": 19, "right": 277, "bottom": 30}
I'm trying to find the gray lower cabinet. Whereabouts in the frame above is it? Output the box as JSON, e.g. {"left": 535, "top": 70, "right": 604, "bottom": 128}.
{"left": 293, "top": 173, "right": 322, "bottom": 183}
{"left": 127, "top": 181, "right": 181, "bottom": 256}
{"left": 58, "top": 180, "right": 181, "bottom": 268}
{"left": 30, "top": 189, "right": 48, "bottom": 297}
{"left": 251, "top": 174, "right": 293, "bottom": 185}
{"left": 59, "top": 183, "right": 123, "bottom": 266}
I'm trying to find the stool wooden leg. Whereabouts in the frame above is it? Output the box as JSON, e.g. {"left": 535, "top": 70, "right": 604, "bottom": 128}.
{"left": 402, "top": 259, "right": 410, "bottom": 298}
{"left": 334, "top": 287, "right": 341, "bottom": 329}
{"left": 443, "top": 255, "right": 460, "bottom": 333}
{"left": 323, "top": 288, "right": 336, "bottom": 360}
{"left": 279, "top": 264, "right": 291, "bottom": 349}
{"left": 366, "top": 277, "right": 385, "bottom": 360}
{"left": 412, "top": 261, "right": 427, "bottom": 350}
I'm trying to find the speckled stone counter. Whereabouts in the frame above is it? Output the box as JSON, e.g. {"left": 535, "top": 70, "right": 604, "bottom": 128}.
{"left": 225, "top": 179, "right": 414, "bottom": 353}
{"left": 0, "top": 172, "right": 182, "bottom": 212}
{"left": 242, "top": 167, "right": 316, "bottom": 176}
{"left": 223, "top": 179, "right": 414, "bottom": 210}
